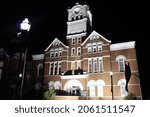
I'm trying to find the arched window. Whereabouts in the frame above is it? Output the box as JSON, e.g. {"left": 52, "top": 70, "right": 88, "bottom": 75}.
{"left": 48, "top": 81, "right": 54, "bottom": 89}
{"left": 116, "top": 55, "right": 126, "bottom": 72}
{"left": 87, "top": 80, "right": 96, "bottom": 97}
{"left": 72, "top": 17, "right": 74, "bottom": 21}
{"left": 96, "top": 80, "right": 105, "bottom": 97}
{"left": 37, "top": 63, "right": 43, "bottom": 77}
{"left": 54, "top": 81, "right": 61, "bottom": 90}
{"left": 75, "top": 16, "right": 78, "bottom": 20}
{"left": 80, "top": 15, "right": 83, "bottom": 19}
{"left": 118, "top": 79, "right": 128, "bottom": 97}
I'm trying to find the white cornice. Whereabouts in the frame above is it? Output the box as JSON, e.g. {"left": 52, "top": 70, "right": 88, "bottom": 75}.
{"left": 32, "top": 54, "right": 44, "bottom": 60}
{"left": 110, "top": 41, "right": 135, "bottom": 51}
{"left": 61, "top": 74, "right": 87, "bottom": 79}
{"left": 66, "top": 32, "right": 86, "bottom": 38}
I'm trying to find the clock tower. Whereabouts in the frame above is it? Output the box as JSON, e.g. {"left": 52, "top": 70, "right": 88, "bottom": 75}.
{"left": 66, "top": 2, "right": 92, "bottom": 40}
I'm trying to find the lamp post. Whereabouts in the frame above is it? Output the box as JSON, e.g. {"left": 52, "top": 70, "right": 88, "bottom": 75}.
{"left": 110, "top": 71, "right": 114, "bottom": 100}
{"left": 19, "top": 18, "right": 31, "bottom": 99}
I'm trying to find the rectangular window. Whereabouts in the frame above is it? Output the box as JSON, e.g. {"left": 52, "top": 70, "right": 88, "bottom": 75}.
{"left": 93, "top": 45, "right": 97, "bottom": 52}
{"left": 55, "top": 52, "right": 58, "bottom": 57}
{"left": 77, "top": 37, "right": 81, "bottom": 43}
{"left": 50, "top": 51, "right": 54, "bottom": 57}
{"left": 88, "top": 46, "right": 92, "bottom": 53}
{"left": 93, "top": 58, "right": 98, "bottom": 72}
{"left": 120, "top": 62, "right": 124, "bottom": 72}
{"left": 54, "top": 62, "right": 58, "bottom": 75}
{"left": 88, "top": 59, "right": 92, "bottom": 73}
{"left": 77, "top": 47, "right": 81, "bottom": 56}
{"left": 98, "top": 45, "right": 102, "bottom": 52}
{"left": 71, "top": 48, "right": 75, "bottom": 56}
{"left": 77, "top": 61, "right": 81, "bottom": 69}
{"left": 37, "top": 66, "right": 43, "bottom": 77}
{"left": 97, "top": 86, "right": 103, "bottom": 97}
{"left": 58, "top": 62, "right": 61, "bottom": 75}
{"left": 49, "top": 63, "right": 53, "bottom": 75}
{"left": 99, "top": 58, "right": 103, "bottom": 72}
{"left": 90, "top": 86, "right": 95, "bottom": 97}
{"left": 72, "top": 38, "right": 75, "bottom": 44}
{"left": 59, "top": 51, "right": 62, "bottom": 56}
{"left": 71, "top": 61, "right": 75, "bottom": 70}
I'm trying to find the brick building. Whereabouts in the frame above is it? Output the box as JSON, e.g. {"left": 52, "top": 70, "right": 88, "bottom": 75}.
{"left": 43, "top": 3, "right": 142, "bottom": 100}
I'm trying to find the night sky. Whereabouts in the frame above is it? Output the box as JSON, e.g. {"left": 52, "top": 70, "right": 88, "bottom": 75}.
{"left": 0, "top": 0, "right": 149, "bottom": 99}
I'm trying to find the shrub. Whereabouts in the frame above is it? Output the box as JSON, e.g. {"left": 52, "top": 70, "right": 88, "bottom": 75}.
{"left": 43, "top": 89, "right": 55, "bottom": 100}
{"left": 124, "top": 93, "right": 137, "bottom": 100}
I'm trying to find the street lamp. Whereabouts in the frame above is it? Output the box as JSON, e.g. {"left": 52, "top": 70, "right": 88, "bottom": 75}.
{"left": 19, "top": 18, "right": 31, "bottom": 99}
{"left": 110, "top": 71, "right": 114, "bottom": 100}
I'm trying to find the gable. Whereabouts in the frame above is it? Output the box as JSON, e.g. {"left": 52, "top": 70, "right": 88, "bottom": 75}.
{"left": 81, "top": 30, "right": 111, "bottom": 46}
{"left": 45, "top": 38, "right": 68, "bottom": 52}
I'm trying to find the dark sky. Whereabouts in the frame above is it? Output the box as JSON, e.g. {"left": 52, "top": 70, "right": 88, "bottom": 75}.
{"left": 0, "top": 0, "right": 149, "bottom": 99}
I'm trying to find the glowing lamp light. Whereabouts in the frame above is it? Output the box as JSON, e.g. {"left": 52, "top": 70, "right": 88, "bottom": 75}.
{"left": 110, "top": 71, "right": 113, "bottom": 76}
{"left": 20, "top": 18, "right": 31, "bottom": 31}
{"left": 19, "top": 73, "right": 22, "bottom": 78}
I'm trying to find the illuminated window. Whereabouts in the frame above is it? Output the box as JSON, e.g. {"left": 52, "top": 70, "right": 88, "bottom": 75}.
{"left": 88, "top": 46, "right": 92, "bottom": 53}
{"left": 77, "top": 37, "right": 81, "bottom": 43}
{"left": 99, "top": 57, "right": 103, "bottom": 72}
{"left": 98, "top": 45, "right": 102, "bottom": 52}
{"left": 72, "top": 38, "right": 75, "bottom": 44}
{"left": 55, "top": 52, "right": 58, "bottom": 57}
{"left": 118, "top": 58, "right": 124, "bottom": 72}
{"left": 71, "top": 48, "right": 75, "bottom": 56}
{"left": 116, "top": 55, "right": 126, "bottom": 72}
{"left": 93, "top": 58, "right": 98, "bottom": 72}
{"left": 87, "top": 80, "right": 96, "bottom": 97}
{"left": 48, "top": 81, "right": 54, "bottom": 89}
{"left": 96, "top": 80, "right": 105, "bottom": 97}
{"left": 93, "top": 45, "right": 97, "bottom": 52}
{"left": 50, "top": 51, "right": 54, "bottom": 57}
{"left": 58, "top": 62, "right": 61, "bottom": 75}
{"left": 54, "top": 81, "right": 61, "bottom": 90}
{"left": 54, "top": 62, "right": 57, "bottom": 75}
{"left": 118, "top": 79, "right": 128, "bottom": 97}
{"left": 77, "top": 47, "right": 81, "bottom": 56}
{"left": 88, "top": 59, "right": 92, "bottom": 73}
{"left": 59, "top": 51, "right": 62, "bottom": 56}
{"left": 49, "top": 63, "right": 53, "bottom": 75}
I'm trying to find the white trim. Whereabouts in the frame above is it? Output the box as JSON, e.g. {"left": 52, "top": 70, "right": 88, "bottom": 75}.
{"left": 45, "top": 38, "right": 69, "bottom": 52}
{"left": 32, "top": 54, "right": 44, "bottom": 60}
{"left": 61, "top": 74, "right": 87, "bottom": 79}
{"left": 83, "top": 55, "right": 110, "bottom": 60}
{"left": 110, "top": 41, "right": 135, "bottom": 51}
{"left": 81, "top": 30, "right": 111, "bottom": 46}
{"left": 64, "top": 80, "right": 83, "bottom": 91}
{"left": 116, "top": 55, "right": 126, "bottom": 61}
{"left": 67, "top": 18, "right": 87, "bottom": 25}
{"left": 66, "top": 32, "right": 86, "bottom": 38}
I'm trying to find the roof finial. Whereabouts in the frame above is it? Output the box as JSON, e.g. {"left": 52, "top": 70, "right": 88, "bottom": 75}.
{"left": 75, "top": 2, "right": 79, "bottom": 5}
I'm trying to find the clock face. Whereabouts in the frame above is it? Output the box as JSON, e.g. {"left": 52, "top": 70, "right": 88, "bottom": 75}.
{"left": 74, "top": 7, "right": 80, "bottom": 14}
